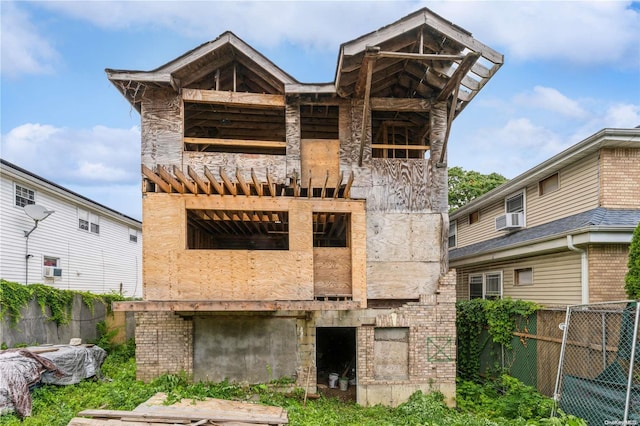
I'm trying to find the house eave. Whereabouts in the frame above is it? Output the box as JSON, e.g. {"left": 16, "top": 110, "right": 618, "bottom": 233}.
{"left": 449, "top": 227, "right": 634, "bottom": 267}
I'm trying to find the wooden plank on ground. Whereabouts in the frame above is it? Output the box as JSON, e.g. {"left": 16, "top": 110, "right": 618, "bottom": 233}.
{"left": 77, "top": 409, "right": 287, "bottom": 425}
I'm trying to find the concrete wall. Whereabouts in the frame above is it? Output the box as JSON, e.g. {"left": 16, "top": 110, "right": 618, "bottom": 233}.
{"left": 1, "top": 294, "right": 134, "bottom": 347}
{"left": 193, "top": 315, "right": 299, "bottom": 383}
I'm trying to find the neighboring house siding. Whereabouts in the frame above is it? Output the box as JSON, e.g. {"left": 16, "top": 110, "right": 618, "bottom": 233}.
{"left": 455, "top": 199, "right": 504, "bottom": 248}
{"left": 525, "top": 152, "right": 600, "bottom": 227}
{"left": 456, "top": 251, "right": 582, "bottom": 305}
{"left": 455, "top": 152, "right": 600, "bottom": 249}
{"left": 589, "top": 244, "right": 629, "bottom": 302}
{"left": 0, "top": 170, "right": 142, "bottom": 297}
{"left": 600, "top": 148, "right": 640, "bottom": 208}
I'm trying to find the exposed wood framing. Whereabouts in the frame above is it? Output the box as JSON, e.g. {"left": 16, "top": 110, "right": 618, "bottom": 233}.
{"left": 142, "top": 165, "right": 355, "bottom": 199}
{"left": 182, "top": 88, "right": 285, "bottom": 108}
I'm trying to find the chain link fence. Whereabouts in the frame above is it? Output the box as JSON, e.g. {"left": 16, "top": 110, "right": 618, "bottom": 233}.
{"left": 553, "top": 301, "right": 640, "bottom": 424}
{"left": 472, "top": 303, "right": 640, "bottom": 423}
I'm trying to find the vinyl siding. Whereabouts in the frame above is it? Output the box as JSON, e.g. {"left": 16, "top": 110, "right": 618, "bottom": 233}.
{"left": 456, "top": 251, "right": 582, "bottom": 306}
{"left": 0, "top": 172, "right": 142, "bottom": 297}
{"left": 454, "top": 151, "right": 600, "bottom": 249}
{"left": 525, "top": 152, "right": 600, "bottom": 227}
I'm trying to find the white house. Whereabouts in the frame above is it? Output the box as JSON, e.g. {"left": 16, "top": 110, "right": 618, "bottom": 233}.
{"left": 0, "top": 159, "right": 142, "bottom": 297}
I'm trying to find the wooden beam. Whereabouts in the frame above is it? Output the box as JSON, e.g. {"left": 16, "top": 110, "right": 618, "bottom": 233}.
{"left": 369, "top": 97, "right": 432, "bottom": 112}
{"left": 182, "top": 88, "right": 285, "bottom": 108}
{"left": 251, "top": 169, "right": 263, "bottom": 197}
{"left": 184, "top": 137, "right": 286, "bottom": 149}
{"left": 344, "top": 171, "right": 354, "bottom": 199}
{"left": 157, "top": 166, "right": 185, "bottom": 194}
{"left": 235, "top": 168, "right": 251, "bottom": 196}
{"left": 188, "top": 165, "right": 211, "bottom": 195}
{"left": 376, "top": 51, "right": 465, "bottom": 61}
{"left": 320, "top": 171, "right": 329, "bottom": 199}
{"left": 357, "top": 61, "right": 374, "bottom": 167}
{"left": 173, "top": 166, "right": 197, "bottom": 194}
{"left": 437, "top": 52, "right": 481, "bottom": 102}
{"left": 266, "top": 169, "right": 276, "bottom": 197}
{"left": 219, "top": 168, "right": 237, "bottom": 196}
{"left": 141, "top": 164, "right": 172, "bottom": 193}
{"left": 372, "top": 144, "right": 429, "bottom": 150}
{"left": 333, "top": 171, "right": 343, "bottom": 199}
{"left": 354, "top": 52, "right": 378, "bottom": 98}
{"left": 204, "top": 165, "right": 225, "bottom": 195}
{"left": 112, "top": 300, "right": 362, "bottom": 312}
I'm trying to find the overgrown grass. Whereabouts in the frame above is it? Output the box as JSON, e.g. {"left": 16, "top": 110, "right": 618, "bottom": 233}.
{"left": 0, "top": 343, "right": 585, "bottom": 426}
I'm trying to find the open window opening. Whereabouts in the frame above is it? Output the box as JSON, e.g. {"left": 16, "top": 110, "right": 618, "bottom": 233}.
{"left": 183, "top": 102, "right": 286, "bottom": 154}
{"left": 186, "top": 209, "right": 288, "bottom": 250}
{"left": 316, "top": 327, "right": 357, "bottom": 400}
{"left": 300, "top": 105, "right": 339, "bottom": 139}
{"left": 371, "top": 111, "right": 429, "bottom": 159}
{"left": 313, "top": 212, "right": 349, "bottom": 247}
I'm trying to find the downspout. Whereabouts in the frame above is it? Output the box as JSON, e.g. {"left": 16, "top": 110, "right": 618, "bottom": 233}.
{"left": 567, "top": 235, "right": 588, "bottom": 304}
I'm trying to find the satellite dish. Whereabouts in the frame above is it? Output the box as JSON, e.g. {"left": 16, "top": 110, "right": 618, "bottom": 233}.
{"left": 24, "top": 204, "right": 54, "bottom": 221}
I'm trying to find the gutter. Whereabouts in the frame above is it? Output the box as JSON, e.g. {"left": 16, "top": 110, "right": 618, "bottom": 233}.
{"left": 567, "top": 235, "right": 589, "bottom": 304}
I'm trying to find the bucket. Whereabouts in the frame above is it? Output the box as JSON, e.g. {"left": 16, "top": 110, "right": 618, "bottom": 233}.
{"left": 328, "top": 373, "right": 339, "bottom": 388}
{"left": 339, "top": 377, "right": 349, "bottom": 391}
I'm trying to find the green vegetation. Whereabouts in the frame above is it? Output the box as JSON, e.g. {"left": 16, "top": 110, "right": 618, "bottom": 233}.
{"left": 0, "top": 279, "right": 126, "bottom": 327}
{"left": 625, "top": 222, "right": 640, "bottom": 299}
{"left": 448, "top": 166, "right": 508, "bottom": 212}
{"left": 0, "top": 341, "right": 583, "bottom": 426}
{"left": 456, "top": 298, "right": 539, "bottom": 381}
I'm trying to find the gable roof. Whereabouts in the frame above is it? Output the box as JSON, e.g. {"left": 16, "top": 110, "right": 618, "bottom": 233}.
{"left": 107, "top": 8, "right": 503, "bottom": 123}
{"left": 450, "top": 128, "right": 640, "bottom": 220}
{"left": 335, "top": 7, "right": 502, "bottom": 114}
{"left": 450, "top": 207, "right": 640, "bottom": 263}
{"left": 106, "top": 32, "right": 298, "bottom": 112}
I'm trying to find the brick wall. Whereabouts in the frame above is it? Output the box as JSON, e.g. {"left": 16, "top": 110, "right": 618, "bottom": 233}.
{"left": 356, "top": 270, "right": 457, "bottom": 402}
{"left": 600, "top": 148, "right": 640, "bottom": 208}
{"left": 135, "top": 312, "right": 193, "bottom": 382}
{"left": 589, "top": 244, "right": 629, "bottom": 302}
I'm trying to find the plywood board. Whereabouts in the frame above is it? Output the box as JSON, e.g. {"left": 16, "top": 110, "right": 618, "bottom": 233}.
{"left": 301, "top": 139, "right": 340, "bottom": 188}
{"left": 314, "top": 247, "right": 351, "bottom": 296}
{"left": 367, "top": 261, "right": 440, "bottom": 299}
{"left": 366, "top": 213, "right": 441, "bottom": 262}
{"left": 141, "top": 88, "right": 183, "bottom": 168}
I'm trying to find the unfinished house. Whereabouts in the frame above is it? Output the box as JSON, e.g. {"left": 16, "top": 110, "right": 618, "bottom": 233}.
{"left": 107, "top": 8, "right": 502, "bottom": 406}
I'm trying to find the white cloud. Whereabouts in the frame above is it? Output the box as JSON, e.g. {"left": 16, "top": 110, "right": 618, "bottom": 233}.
{"left": 514, "top": 86, "right": 588, "bottom": 119}
{"left": 0, "top": 2, "right": 59, "bottom": 77}
{"left": 36, "top": 1, "right": 418, "bottom": 52}
{"left": 1, "top": 123, "right": 140, "bottom": 185}
{"left": 451, "top": 118, "right": 569, "bottom": 178}
{"left": 1, "top": 123, "right": 142, "bottom": 218}
{"left": 430, "top": 1, "right": 640, "bottom": 68}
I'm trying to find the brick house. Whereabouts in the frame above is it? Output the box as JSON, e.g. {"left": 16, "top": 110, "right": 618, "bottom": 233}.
{"left": 450, "top": 128, "right": 640, "bottom": 306}
{"left": 107, "top": 8, "right": 502, "bottom": 406}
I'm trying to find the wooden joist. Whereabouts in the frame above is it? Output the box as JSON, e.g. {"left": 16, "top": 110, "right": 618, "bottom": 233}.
{"left": 143, "top": 165, "right": 354, "bottom": 200}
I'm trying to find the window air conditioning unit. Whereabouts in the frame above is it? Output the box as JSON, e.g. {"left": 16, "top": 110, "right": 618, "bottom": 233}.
{"left": 43, "top": 266, "right": 63, "bottom": 278}
{"left": 495, "top": 212, "right": 524, "bottom": 231}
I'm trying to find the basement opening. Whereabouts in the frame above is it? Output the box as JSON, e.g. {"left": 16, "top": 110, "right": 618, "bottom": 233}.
{"left": 316, "top": 327, "right": 357, "bottom": 400}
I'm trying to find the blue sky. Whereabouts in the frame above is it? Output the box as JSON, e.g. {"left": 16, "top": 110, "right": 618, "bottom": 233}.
{"left": 1, "top": 1, "right": 639, "bottom": 220}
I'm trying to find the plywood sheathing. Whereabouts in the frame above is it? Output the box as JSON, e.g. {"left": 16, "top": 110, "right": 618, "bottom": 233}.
{"left": 138, "top": 193, "right": 366, "bottom": 305}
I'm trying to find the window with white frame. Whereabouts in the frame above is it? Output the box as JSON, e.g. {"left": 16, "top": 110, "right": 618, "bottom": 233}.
{"left": 448, "top": 220, "right": 457, "bottom": 248}
{"left": 78, "top": 209, "right": 100, "bottom": 234}
{"left": 469, "top": 271, "right": 503, "bottom": 300}
{"left": 15, "top": 184, "right": 35, "bottom": 207}
{"left": 505, "top": 191, "right": 524, "bottom": 214}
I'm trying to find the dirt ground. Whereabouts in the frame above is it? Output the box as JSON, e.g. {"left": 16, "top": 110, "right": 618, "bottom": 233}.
{"left": 316, "top": 382, "right": 357, "bottom": 403}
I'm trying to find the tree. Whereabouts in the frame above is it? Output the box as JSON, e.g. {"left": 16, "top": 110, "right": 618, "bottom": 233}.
{"left": 624, "top": 222, "right": 640, "bottom": 299}
{"left": 448, "top": 166, "right": 508, "bottom": 212}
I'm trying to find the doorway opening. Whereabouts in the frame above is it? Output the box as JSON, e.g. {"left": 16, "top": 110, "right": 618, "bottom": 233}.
{"left": 316, "top": 327, "right": 357, "bottom": 401}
